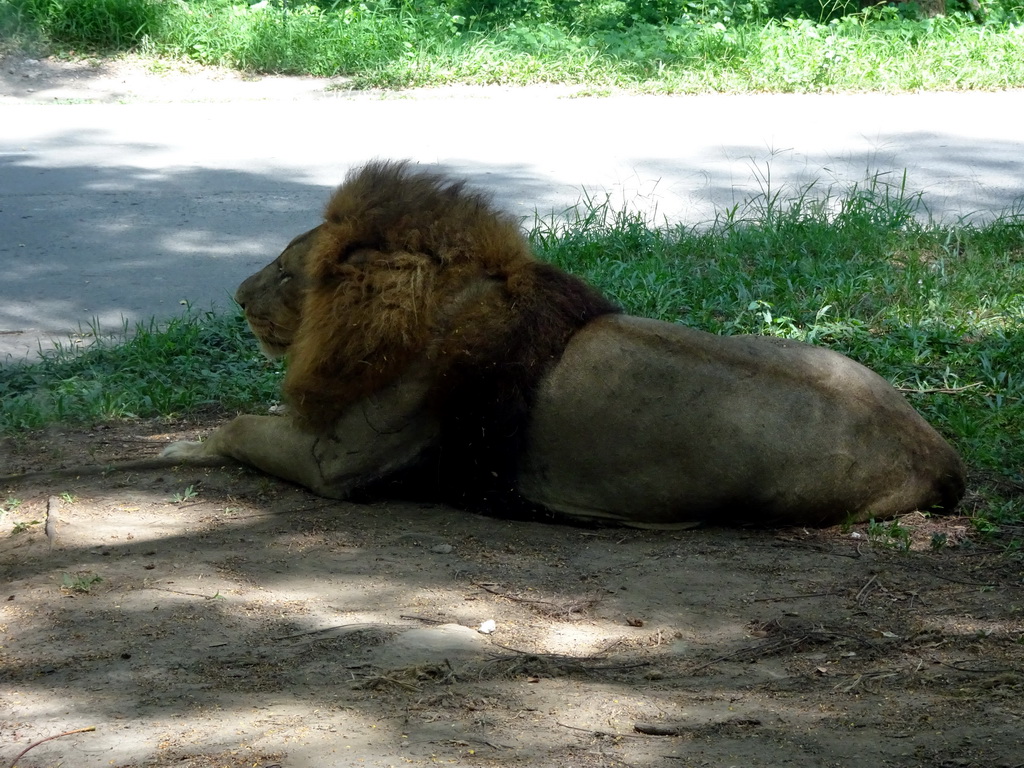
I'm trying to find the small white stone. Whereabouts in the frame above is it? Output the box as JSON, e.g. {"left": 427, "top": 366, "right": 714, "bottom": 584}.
{"left": 478, "top": 619, "right": 496, "bottom": 635}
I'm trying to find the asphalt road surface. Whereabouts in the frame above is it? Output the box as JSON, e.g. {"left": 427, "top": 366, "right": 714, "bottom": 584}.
{"left": 2, "top": 58, "right": 1022, "bottom": 361}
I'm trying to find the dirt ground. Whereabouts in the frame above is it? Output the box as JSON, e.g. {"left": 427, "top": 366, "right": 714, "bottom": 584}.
{"left": 0, "top": 52, "right": 578, "bottom": 104}
{"left": 2, "top": 54, "right": 1023, "bottom": 768}
{"left": 0, "top": 52, "right": 352, "bottom": 104}
{"left": 1, "top": 418, "right": 1022, "bottom": 768}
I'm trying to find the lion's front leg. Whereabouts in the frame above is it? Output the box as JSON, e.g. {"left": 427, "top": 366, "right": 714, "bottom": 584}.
{"left": 163, "top": 415, "right": 341, "bottom": 495}
{"left": 163, "top": 376, "right": 440, "bottom": 499}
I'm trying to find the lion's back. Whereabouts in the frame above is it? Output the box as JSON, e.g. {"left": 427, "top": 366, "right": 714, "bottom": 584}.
{"left": 518, "top": 315, "right": 965, "bottom": 527}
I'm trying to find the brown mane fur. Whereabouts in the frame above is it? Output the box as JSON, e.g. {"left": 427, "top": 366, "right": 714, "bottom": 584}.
{"left": 283, "top": 160, "right": 619, "bottom": 504}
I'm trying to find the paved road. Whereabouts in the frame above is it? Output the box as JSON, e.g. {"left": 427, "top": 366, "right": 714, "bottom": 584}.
{"left": 2, "top": 64, "right": 1022, "bottom": 360}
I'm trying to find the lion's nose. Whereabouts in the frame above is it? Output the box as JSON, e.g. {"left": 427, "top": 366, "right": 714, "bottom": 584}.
{"left": 235, "top": 272, "right": 260, "bottom": 309}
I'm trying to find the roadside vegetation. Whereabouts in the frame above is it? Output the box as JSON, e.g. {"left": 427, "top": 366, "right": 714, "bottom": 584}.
{"left": 0, "top": 311, "right": 283, "bottom": 432}
{"left": 2, "top": 178, "right": 1022, "bottom": 528}
{"left": 2, "top": 0, "right": 1024, "bottom": 91}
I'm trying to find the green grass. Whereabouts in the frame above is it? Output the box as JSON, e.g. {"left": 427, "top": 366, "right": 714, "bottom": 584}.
{"left": 60, "top": 571, "right": 104, "bottom": 593}
{"left": 2, "top": 178, "right": 1022, "bottom": 528}
{"left": 0, "top": 310, "right": 284, "bottom": 432}
{"left": 2, "top": 0, "right": 1024, "bottom": 91}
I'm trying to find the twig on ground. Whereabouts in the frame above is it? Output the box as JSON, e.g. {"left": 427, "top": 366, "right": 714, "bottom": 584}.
{"left": 355, "top": 674, "right": 422, "bottom": 691}
{"left": 833, "top": 670, "right": 900, "bottom": 693}
{"left": 688, "top": 637, "right": 806, "bottom": 673}
{"left": 931, "top": 658, "right": 1017, "bottom": 674}
{"left": 752, "top": 591, "right": 832, "bottom": 602}
{"left": 779, "top": 539, "right": 863, "bottom": 558}
{"left": 477, "top": 582, "right": 555, "bottom": 605}
{"left": 922, "top": 571, "right": 999, "bottom": 588}
{"left": 689, "top": 627, "right": 879, "bottom": 674}
{"left": 45, "top": 495, "right": 59, "bottom": 549}
{"left": 895, "top": 383, "right": 983, "bottom": 395}
{"left": 820, "top": 630, "right": 880, "bottom": 651}
{"left": 8, "top": 726, "right": 96, "bottom": 768}
{"left": 483, "top": 645, "right": 651, "bottom": 677}
{"left": 556, "top": 721, "right": 640, "bottom": 739}
{"left": 441, "top": 738, "right": 508, "bottom": 750}
{"left": 634, "top": 722, "right": 686, "bottom": 736}
{"left": 856, "top": 574, "right": 878, "bottom": 601}
{"left": 272, "top": 623, "right": 373, "bottom": 641}
{"left": 146, "top": 586, "right": 224, "bottom": 600}
{"left": 477, "top": 582, "right": 596, "bottom": 617}
{"left": 634, "top": 718, "right": 761, "bottom": 736}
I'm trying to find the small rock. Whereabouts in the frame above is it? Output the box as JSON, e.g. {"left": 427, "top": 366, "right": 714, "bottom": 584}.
{"left": 430, "top": 543, "right": 453, "bottom": 554}
{"left": 478, "top": 619, "right": 496, "bottom": 634}
{"left": 374, "top": 623, "right": 487, "bottom": 666}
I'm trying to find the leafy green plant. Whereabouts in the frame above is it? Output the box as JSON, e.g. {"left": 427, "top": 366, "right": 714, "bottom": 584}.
{"left": 170, "top": 485, "right": 199, "bottom": 504}
{"left": 12, "top": 0, "right": 175, "bottom": 49}
{"left": 10, "top": 519, "right": 40, "bottom": 535}
{"left": 61, "top": 572, "right": 103, "bottom": 593}
{"left": 868, "top": 518, "right": 913, "bottom": 552}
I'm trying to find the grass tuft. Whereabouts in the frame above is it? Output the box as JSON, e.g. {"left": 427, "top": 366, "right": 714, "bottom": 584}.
{"left": 0, "top": 309, "right": 283, "bottom": 431}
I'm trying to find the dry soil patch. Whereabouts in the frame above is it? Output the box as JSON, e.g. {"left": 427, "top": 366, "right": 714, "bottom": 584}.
{"left": 1, "top": 418, "right": 1022, "bottom": 768}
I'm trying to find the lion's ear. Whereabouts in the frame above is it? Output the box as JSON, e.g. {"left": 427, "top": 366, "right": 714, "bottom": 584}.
{"left": 283, "top": 252, "right": 439, "bottom": 430}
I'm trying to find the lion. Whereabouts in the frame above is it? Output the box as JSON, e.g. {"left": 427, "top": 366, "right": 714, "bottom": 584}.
{"left": 164, "top": 160, "right": 966, "bottom": 527}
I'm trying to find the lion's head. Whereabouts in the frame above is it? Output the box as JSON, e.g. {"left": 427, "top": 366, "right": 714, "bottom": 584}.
{"left": 235, "top": 226, "right": 318, "bottom": 360}
{"left": 255, "top": 160, "right": 617, "bottom": 435}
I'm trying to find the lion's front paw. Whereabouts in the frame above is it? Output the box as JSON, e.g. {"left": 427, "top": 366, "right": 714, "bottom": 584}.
{"left": 161, "top": 440, "right": 211, "bottom": 460}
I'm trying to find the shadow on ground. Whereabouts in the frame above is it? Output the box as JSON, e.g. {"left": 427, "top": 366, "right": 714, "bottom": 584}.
{"left": 1, "top": 420, "right": 1021, "bottom": 768}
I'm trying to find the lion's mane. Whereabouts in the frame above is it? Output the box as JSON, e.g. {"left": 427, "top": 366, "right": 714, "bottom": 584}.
{"left": 284, "top": 160, "right": 620, "bottom": 505}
